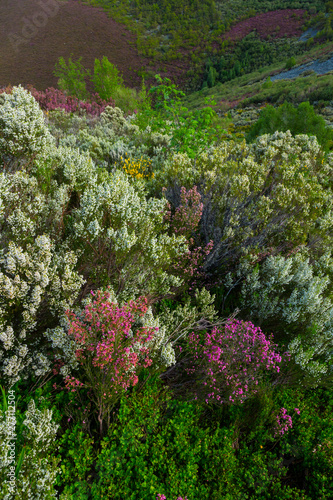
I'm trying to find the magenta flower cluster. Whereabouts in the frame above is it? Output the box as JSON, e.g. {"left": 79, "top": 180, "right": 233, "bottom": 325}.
{"left": 186, "top": 319, "right": 282, "bottom": 404}
{"left": 156, "top": 495, "right": 189, "bottom": 500}
{"left": 274, "top": 408, "right": 293, "bottom": 437}
{"left": 26, "top": 86, "right": 115, "bottom": 116}
{"left": 273, "top": 407, "right": 301, "bottom": 437}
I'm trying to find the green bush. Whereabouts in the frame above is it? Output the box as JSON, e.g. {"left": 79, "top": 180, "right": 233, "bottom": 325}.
{"left": 92, "top": 56, "right": 124, "bottom": 101}
{"left": 246, "top": 101, "right": 333, "bottom": 151}
{"left": 285, "top": 56, "right": 297, "bottom": 70}
{"left": 54, "top": 55, "right": 90, "bottom": 100}
{"left": 0, "top": 386, "right": 60, "bottom": 499}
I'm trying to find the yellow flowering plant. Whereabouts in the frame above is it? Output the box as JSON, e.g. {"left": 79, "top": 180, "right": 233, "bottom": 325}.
{"left": 121, "top": 153, "right": 154, "bottom": 180}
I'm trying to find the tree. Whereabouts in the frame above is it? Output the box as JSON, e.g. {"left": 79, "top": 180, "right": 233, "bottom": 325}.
{"left": 285, "top": 56, "right": 296, "bottom": 70}
{"left": 207, "top": 66, "right": 218, "bottom": 88}
{"left": 91, "top": 56, "right": 124, "bottom": 101}
{"left": 54, "top": 55, "right": 90, "bottom": 100}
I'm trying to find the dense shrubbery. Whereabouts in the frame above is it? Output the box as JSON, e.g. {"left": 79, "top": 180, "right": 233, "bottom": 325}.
{"left": 246, "top": 101, "right": 333, "bottom": 150}
{"left": 1, "top": 81, "right": 333, "bottom": 499}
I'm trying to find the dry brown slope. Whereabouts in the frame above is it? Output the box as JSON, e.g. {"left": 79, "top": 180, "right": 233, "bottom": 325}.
{"left": 0, "top": 0, "right": 158, "bottom": 90}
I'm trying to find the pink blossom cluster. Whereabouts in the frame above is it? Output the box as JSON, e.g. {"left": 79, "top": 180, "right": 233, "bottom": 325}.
{"left": 62, "top": 290, "right": 157, "bottom": 432}
{"left": 169, "top": 186, "right": 203, "bottom": 238}
{"left": 26, "top": 86, "right": 115, "bottom": 116}
{"left": 65, "top": 376, "right": 84, "bottom": 392}
{"left": 274, "top": 408, "right": 293, "bottom": 437}
{"left": 221, "top": 9, "right": 307, "bottom": 43}
{"left": 186, "top": 319, "right": 283, "bottom": 404}
{"left": 163, "top": 186, "right": 214, "bottom": 282}
{"left": 156, "top": 495, "right": 189, "bottom": 500}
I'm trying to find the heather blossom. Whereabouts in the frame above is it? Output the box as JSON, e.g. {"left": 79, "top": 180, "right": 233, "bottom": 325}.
{"left": 163, "top": 185, "right": 214, "bottom": 283}
{"left": 274, "top": 408, "right": 293, "bottom": 437}
{"left": 63, "top": 289, "right": 157, "bottom": 435}
{"left": 186, "top": 319, "right": 283, "bottom": 404}
{"left": 156, "top": 495, "right": 189, "bottom": 500}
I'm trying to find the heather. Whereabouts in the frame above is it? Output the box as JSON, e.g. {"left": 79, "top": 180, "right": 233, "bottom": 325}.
{"left": 1, "top": 54, "right": 333, "bottom": 500}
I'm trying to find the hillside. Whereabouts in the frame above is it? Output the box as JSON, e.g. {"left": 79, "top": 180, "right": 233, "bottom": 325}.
{"left": 1, "top": 0, "right": 331, "bottom": 93}
{"left": 0, "top": 0, "right": 189, "bottom": 90}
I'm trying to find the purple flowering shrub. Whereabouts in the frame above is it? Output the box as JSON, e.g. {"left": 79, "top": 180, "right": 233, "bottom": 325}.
{"left": 157, "top": 495, "right": 189, "bottom": 500}
{"left": 274, "top": 408, "right": 293, "bottom": 437}
{"left": 273, "top": 407, "right": 301, "bottom": 437}
{"left": 185, "top": 319, "right": 283, "bottom": 404}
{"left": 27, "top": 86, "right": 115, "bottom": 116}
{"left": 1, "top": 85, "right": 115, "bottom": 116}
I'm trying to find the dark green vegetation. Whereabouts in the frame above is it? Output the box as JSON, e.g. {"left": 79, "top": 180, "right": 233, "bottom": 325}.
{"left": 246, "top": 101, "right": 333, "bottom": 150}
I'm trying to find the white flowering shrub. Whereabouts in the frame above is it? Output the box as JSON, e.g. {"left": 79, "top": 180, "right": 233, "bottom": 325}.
{"left": 0, "top": 86, "right": 54, "bottom": 161}
{"left": 0, "top": 399, "right": 60, "bottom": 500}
{"left": 227, "top": 249, "right": 333, "bottom": 384}
{"left": 154, "top": 131, "right": 333, "bottom": 272}
{"left": 70, "top": 169, "right": 189, "bottom": 302}
{"left": 47, "top": 105, "right": 170, "bottom": 171}
{"left": 0, "top": 235, "right": 84, "bottom": 386}
{"left": 0, "top": 87, "right": 196, "bottom": 389}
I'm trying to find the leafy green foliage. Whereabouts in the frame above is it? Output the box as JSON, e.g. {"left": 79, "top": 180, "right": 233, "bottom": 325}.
{"left": 92, "top": 56, "right": 124, "bottom": 101}
{"left": 285, "top": 55, "right": 297, "bottom": 69}
{"left": 246, "top": 101, "right": 333, "bottom": 151}
{"left": 54, "top": 55, "right": 90, "bottom": 100}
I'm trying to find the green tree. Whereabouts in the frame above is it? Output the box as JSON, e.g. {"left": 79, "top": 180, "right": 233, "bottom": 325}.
{"left": 91, "top": 56, "right": 124, "bottom": 101}
{"left": 285, "top": 56, "right": 296, "bottom": 70}
{"left": 207, "top": 66, "right": 218, "bottom": 88}
{"left": 54, "top": 55, "right": 90, "bottom": 100}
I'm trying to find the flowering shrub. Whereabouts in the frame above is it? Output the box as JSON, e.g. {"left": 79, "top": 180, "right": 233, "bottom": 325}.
{"left": 165, "top": 186, "right": 203, "bottom": 239}
{"left": 185, "top": 319, "right": 282, "bottom": 404}
{"left": 121, "top": 154, "right": 153, "bottom": 179}
{"left": 155, "top": 132, "right": 333, "bottom": 275}
{"left": 0, "top": 397, "right": 60, "bottom": 499}
{"left": 163, "top": 186, "right": 214, "bottom": 285}
{"left": 0, "top": 85, "right": 54, "bottom": 160}
{"left": 70, "top": 170, "right": 189, "bottom": 301}
{"left": 0, "top": 235, "right": 84, "bottom": 387}
{"left": 274, "top": 407, "right": 293, "bottom": 437}
{"left": 63, "top": 290, "right": 163, "bottom": 434}
{"left": 232, "top": 249, "right": 333, "bottom": 383}
{"left": 27, "top": 86, "right": 115, "bottom": 116}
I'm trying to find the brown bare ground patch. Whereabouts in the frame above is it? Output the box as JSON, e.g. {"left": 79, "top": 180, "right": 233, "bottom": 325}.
{"left": 0, "top": 0, "right": 188, "bottom": 91}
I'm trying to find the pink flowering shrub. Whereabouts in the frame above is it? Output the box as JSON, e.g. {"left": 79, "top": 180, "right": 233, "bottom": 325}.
{"left": 157, "top": 495, "right": 189, "bottom": 500}
{"left": 63, "top": 289, "right": 157, "bottom": 435}
{"left": 26, "top": 86, "right": 115, "bottom": 116}
{"left": 169, "top": 186, "right": 203, "bottom": 238}
{"left": 163, "top": 186, "right": 214, "bottom": 282}
{"left": 274, "top": 408, "right": 293, "bottom": 437}
{"left": 185, "top": 319, "right": 282, "bottom": 404}
{"left": 273, "top": 407, "right": 301, "bottom": 437}
{"left": 221, "top": 9, "right": 307, "bottom": 43}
